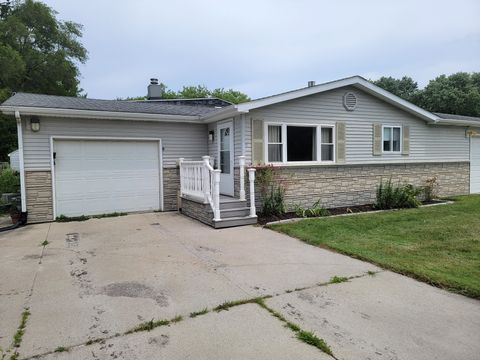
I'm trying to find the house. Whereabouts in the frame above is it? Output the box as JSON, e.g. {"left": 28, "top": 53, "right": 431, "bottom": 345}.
{"left": 1, "top": 76, "right": 479, "bottom": 227}
{"left": 8, "top": 149, "right": 20, "bottom": 172}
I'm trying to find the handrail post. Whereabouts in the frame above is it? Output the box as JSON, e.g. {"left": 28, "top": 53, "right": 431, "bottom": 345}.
{"left": 202, "top": 155, "right": 211, "bottom": 203}
{"left": 247, "top": 168, "right": 256, "bottom": 217}
{"left": 239, "top": 155, "right": 246, "bottom": 201}
{"left": 213, "top": 169, "right": 221, "bottom": 221}
{"left": 178, "top": 158, "right": 185, "bottom": 196}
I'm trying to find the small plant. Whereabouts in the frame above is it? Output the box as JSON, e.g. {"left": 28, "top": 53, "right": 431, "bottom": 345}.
{"left": 329, "top": 276, "right": 349, "bottom": 284}
{"left": 296, "top": 330, "right": 333, "bottom": 356}
{"left": 13, "top": 308, "right": 30, "bottom": 348}
{"left": 40, "top": 240, "right": 49, "bottom": 246}
{"left": 294, "top": 200, "right": 330, "bottom": 218}
{"left": 54, "top": 346, "right": 67, "bottom": 353}
{"left": 375, "top": 179, "right": 421, "bottom": 210}
{"left": 256, "top": 165, "right": 286, "bottom": 217}
{"left": 424, "top": 176, "right": 438, "bottom": 202}
{"left": 189, "top": 308, "right": 209, "bottom": 318}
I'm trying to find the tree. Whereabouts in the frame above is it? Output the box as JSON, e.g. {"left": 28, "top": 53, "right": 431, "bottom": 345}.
{"left": 120, "top": 84, "right": 251, "bottom": 104}
{"left": 417, "top": 73, "right": 480, "bottom": 116}
{"left": 372, "top": 76, "right": 419, "bottom": 103}
{"left": 0, "top": 0, "right": 87, "bottom": 161}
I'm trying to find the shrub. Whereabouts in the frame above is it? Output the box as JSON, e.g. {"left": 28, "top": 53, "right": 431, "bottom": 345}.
{"left": 0, "top": 168, "right": 20, "bottom": 194}
{"left": 424, "top": 176, "right": 438, "bottom": 202}
{"left": 294, "top": 200, "right": 330, "bottom": 218}
{"left": 375, "top": 179, "right": 421, "bottom": 210}
{"left": 262, "top": 185, "right": 285, "bottom": 217}
{"left": 256, "top": 166, "right": 286, "bottom": 217}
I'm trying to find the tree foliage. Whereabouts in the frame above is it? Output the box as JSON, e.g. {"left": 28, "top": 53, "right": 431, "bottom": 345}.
{"left": 373, "top": 72, "right": 480, "bottom": 117}
{"left": 0, "top": 0, "right": 87, "bottom": 161}
{"left": 121, "top": 84, "right": 251, "bottom": 104}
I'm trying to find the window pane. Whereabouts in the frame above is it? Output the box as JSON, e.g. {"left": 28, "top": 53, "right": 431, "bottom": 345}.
{"left": 321, "top": 127, "right": 333, "bottom": 144}
{"left": 383, "top": 127, "right": 391, "bottom": 151}
{"left": 268, "top": 125, "right": 282, "bottom": 143}
{"left": 268, "top": 144, "right": 283, "bottom": 162}
{"left": 287, "top": 126, "right": 316, "bottom": 161}
{"left": 393, "top": 127, "right": 401, "bottom": 152}
{"left": 220, "top": 150, "right": 230, "bottom": 174}
{"left": 321, "top": 144, "right": 334, "bottom": 161}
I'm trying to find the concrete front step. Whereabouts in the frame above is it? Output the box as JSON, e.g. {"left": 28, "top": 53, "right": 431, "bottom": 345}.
{"left": 213, "top": 215, "right": 258, "bottom": 229}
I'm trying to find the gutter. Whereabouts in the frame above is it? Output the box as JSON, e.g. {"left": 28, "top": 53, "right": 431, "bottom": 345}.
{"left": 14, "top": 111, "right": 28, "bottom": 225}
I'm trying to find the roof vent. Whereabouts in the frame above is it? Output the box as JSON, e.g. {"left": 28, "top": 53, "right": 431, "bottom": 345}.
{"left": 307, "top": 80, "right": 316, "bottom": 87}
{"left": 343, "top": 92, "right": 357, "bottom": 111}
{"left": 147, "top": 78, "right": 163, "bottom": 99}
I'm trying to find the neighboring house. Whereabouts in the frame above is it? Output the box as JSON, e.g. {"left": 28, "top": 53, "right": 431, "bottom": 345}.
{"left": 8, "top": 149, "right": 20, "bottom": 171}
{"left": 1, "top": 76, "right": 479, "bottom": 227}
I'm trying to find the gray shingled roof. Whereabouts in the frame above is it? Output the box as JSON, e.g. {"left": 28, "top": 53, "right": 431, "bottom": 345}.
{"left": 1, "top": 92, "right": 224, "bottom": 116}
{"left": 434, "top": 112, "right": 480, "bottom": 123}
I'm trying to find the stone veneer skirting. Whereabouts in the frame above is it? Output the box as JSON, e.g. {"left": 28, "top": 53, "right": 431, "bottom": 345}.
{"left": 179, "top": 197, "right": 213, "bottom": 226}
{"left": 253, "top": 161, "right": 470, "bottom": 211}
{"left": 23, "top": 162, "right": 469, "bottom": 223}
{"left": 25, "top": 171, "right": 54, "bottom": 223}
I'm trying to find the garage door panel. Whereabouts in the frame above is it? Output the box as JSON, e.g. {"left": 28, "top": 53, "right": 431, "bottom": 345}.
{"left": 54, "top": 140, "right": 161, "bottom": 217}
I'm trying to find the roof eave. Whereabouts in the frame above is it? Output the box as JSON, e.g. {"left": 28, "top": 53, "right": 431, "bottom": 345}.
{"left": 434, "top": 119, "right": 480, "bottom": 127}
{"left": 0, "top": 105, "right": 202, "bottom": 123}
{"left": 200, "top": 105, "right": 242, "bottom": 123}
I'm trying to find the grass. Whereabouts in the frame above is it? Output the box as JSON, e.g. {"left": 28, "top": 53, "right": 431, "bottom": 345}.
{"left": 56, "top": 212, "right": 127, "bottom": 222}
{"left": 54, "top": 346, "right": 67, "bottom": 353}
{"left": 189, "top": 308, "right": 209, "bottom": 318}
{"left": 124, "top": 315, "right": 182, "bottom": 335}
{"left": 329, "top": 276, "right": 349, "bottom": 284}
{"left": 40, "top": 240, "right": 49, "bottom": 246}
{"left": 13, "top": 308, "right": 30, "bottom": 348}
{"left": 297, "top": 330, "right": 334, "bottom": 357}
{"left": 270, "top": 195, "right": 480, "bottom": 299}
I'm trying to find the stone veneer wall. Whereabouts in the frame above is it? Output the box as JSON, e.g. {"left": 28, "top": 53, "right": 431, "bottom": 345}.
{"left": 163, "top": 167, "right": 180, "bottom": 211}
{"left": 254, "top": 162, "right": 470, "bottom": 211}
{"left": 25, "top": 171, "right": 53, "bottom": 223}
{"left": 179, "top": 197, "right": 213, "bottom": 226}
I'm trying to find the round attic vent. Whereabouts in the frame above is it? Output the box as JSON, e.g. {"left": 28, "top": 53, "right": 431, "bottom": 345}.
{"left": 343, "top": 92, "right": 357, "bottom": 111}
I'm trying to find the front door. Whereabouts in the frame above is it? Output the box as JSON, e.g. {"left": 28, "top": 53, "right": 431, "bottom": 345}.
{"left": 218, "top": 122, "right": 234, "bottom": 196}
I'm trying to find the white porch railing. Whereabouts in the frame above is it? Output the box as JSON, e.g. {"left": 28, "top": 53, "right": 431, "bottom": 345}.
{"left": 179, "top": 155, "right": 256, "bottom": 221}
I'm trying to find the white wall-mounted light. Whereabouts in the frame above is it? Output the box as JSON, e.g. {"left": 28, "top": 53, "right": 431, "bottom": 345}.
{"left": 208, "top": 130, "right": 214, "bottom": 143}
{"left": 30, "top": 117, "right": 40, "bottom": 132}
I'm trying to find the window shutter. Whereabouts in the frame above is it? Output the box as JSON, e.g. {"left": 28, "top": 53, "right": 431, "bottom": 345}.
{"left": 402, "top": 125, "right": 410, "bottom": 155}
{"left": 373, "top": 124, "right": 382, "bottom": 156}
{"left": 252, "top": 119, "right": 264, "bottom": 165}
{"left": 336, "top": 122, "right": 346, "bottom": 163}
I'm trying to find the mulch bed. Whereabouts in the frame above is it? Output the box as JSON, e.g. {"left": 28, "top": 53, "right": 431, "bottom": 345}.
{"left": 257, "top": 200, "right": 446, "bottom": 225}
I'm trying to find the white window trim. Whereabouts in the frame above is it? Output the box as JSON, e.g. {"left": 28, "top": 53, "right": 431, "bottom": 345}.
{"left": 264, "top": 122, "right": 336, "bottom": 165}
{"left": 382, "top": 125, "right": 402, "bottom": 153}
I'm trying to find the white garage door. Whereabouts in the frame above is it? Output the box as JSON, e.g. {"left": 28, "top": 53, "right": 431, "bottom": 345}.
{"left": 54, "top": 139, "right": 161, "bottom": 217}
{"left": 472, "top": 137, "right": 480, "bottom": 194}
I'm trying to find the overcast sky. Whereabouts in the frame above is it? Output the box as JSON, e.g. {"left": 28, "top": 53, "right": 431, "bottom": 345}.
{"left": 42, "top": 0, "right": 480, "bottom": 100}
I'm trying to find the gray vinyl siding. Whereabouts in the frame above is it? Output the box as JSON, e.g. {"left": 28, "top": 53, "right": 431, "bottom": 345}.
{"left": 207, "top": 115, "right": 250, "bottom": 167}
{"left": 22, "top": 117, "right": 208, "bottom": 170}
{"left": 249, "top": 86, "right": 470, "bottom": 164}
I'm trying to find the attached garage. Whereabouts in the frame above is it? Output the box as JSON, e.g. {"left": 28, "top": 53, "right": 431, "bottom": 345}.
{"left": 471, "top": 136, "right": 480, "bottom": 194}
{"left": 52, "top": 138, "right": 162, "bottom": 217}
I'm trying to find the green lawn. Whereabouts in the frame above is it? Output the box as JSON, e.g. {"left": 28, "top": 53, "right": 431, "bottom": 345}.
{"left": 269, "top": 195, "right": 480, "bottom": 299}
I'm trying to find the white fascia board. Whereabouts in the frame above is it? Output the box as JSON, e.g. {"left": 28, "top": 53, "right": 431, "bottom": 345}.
{"left": 0, "top": 106, "right": 202, "bottom": 123}
{"left": 201, "top": 106, "right": 242, "bottom": 123}
{"left": 230, "top": 76, "right": 440, "bottom": 124}
{"left": 433, "top": 119, "right": 480, "bottom": 127}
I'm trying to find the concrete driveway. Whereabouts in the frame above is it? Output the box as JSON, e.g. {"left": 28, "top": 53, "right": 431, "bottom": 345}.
{"left": 1, "top": 212, "right": 479, "bottom": 359}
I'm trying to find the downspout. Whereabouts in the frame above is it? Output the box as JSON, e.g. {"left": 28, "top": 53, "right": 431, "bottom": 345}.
{"left": 15, "top": 110, "right": 28, "bottom": 224}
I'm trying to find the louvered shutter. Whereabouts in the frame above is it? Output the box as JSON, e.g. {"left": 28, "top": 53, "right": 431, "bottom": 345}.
{"left": 252, "top": 119, "right": 264, "bottom": 165}
{"left": 336, "top": 122, "right": 346, "bottom": 163}
{"left": 373, "top": 124, "right": 382, "bottom": 156}
{"left": 402, "top": 125, "right": 410, "bottom": 155}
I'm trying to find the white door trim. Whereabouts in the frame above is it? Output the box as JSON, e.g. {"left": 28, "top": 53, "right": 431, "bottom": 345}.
{"left": 50, "top": 136, "right": 163, "bottom": 219}
{"left": 470, "top": 135, "right": 480, "bottom": 194}
{"left": 217, "top": 121, "right": 234, "bottom": 196}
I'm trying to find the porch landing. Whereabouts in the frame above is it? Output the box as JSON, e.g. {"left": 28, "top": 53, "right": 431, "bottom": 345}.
{"left": 180, "top": 195, "right": 257, "bottom": 228}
